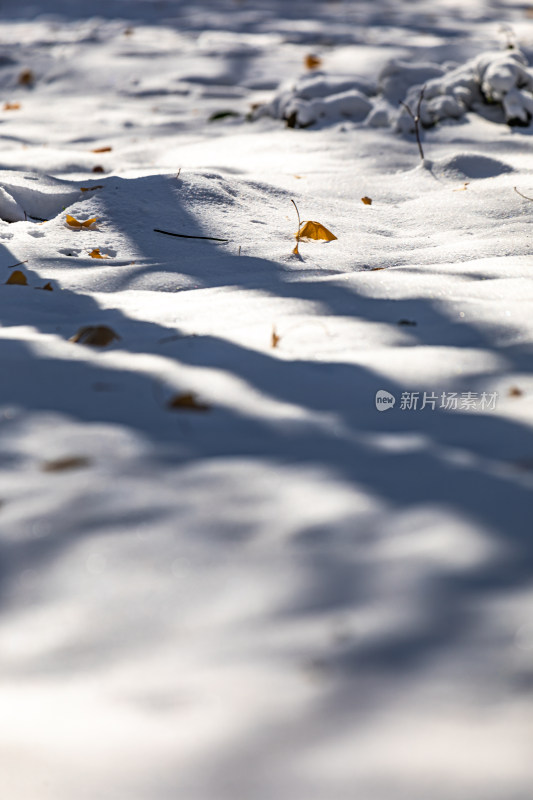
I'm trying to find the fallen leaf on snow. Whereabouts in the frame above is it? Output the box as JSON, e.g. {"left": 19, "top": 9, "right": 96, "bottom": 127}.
{"left": 80, "top": 185, "right": 103, "bottom": 192}
{"left": 66, "top": 214, "right": 98, "bottom": 229}
{"left": 38, "top": 282, "right": 54, "bottom": 291}
{"left": 88, "top": 248, "right": 108, "bottom": 259}
{"left": 295, "top": 220, "right": 337, "bottom": 241}
{"left": 167, "top": 392, "right": 210, "bottom": 411}
{"left": 5, "top": 270, "right": 28, "bottom": 285}
{"left": 91, "top": 146, "right": 112, "bottom": 153}
{"left": 3, "top": 102, "right": 21, "bottom": 111}
{"left": 305, "top": 54, "right": 322, "bottom": 70}
{"left": 508, "top": 386, "right": 524, "bottom": 397}
{"left": 18, "top": 69, "right": 34, "bottom": 85}
{"left": 271, "top": 326, "right": 281, "bottom": 348}
{"left": 361, "top": 196, "right": 372, "bottom": 205}
{"left": 92, "top": 165, "right": 105, "bottom": 173}
{"left": 69, "top": 325, "right": 120, "bottom": 347}
{"left": 42, "top": 456, "right": 91, "bottom": 472}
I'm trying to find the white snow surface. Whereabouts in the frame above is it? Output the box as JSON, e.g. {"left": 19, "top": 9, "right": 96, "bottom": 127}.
{"left": 1, "top": 1, "right": 533, "bottom": 799}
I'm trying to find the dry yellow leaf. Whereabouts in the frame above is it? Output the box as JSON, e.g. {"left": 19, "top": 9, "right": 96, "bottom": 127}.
{"left": 295, "top": 220, "right": 337, "bottom": 242}
{"left": 167, "top": 392, "right": 210, "bottom": 411}
{"left": 305, "top": 54, "right": 322, "bottom": 70}
{"left": 89, "top": 248, "right": 108, "bottom": 259}
{"left": 3, "top": 102, "right": 20, "bottom": 111}
{"left": 69, "top": 325, "right": 120, "bottom": 347}
{"left": 361, "top": 196, "right": 372, "bottom": 205}
{"left": 18, "top": 69, "right": 34, "bottom": 85}
{"left": 271, "top": 326, "right": 281, "bottom": 348}
{"left": 42, "top": 456, "right": 90, "bottom": 472}
{"left": 91, "top": 146, "right": 112, "bottom": 153}
{"left": 6, "top": 270, "right": 28, "bottom": 285}
{"left": 66, "top": 214, "right": 98, "bottom": 229}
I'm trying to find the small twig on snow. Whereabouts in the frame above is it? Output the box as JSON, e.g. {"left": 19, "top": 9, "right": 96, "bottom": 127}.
{"left": 400, "top": 85, "right": 426, "bottom": 161}
{"left": 514, "top": 186, "right": 533, "bottom": 202}
{"left": 291, "top": 198, "right": 302, "bottom": 256}
{"left": 6, "top": 259, "right": 28, "bottom": 269}
{"left": 154, "top": 228, "right": 229, "bottom": 242}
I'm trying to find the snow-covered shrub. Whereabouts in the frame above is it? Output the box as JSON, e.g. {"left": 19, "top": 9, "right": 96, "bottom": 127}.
{"left": 253, "top": 49, "right": 533, "bottom": 130}
{"left": 397, "top": 49, "right": 533, "bottom": 131}
{"left": 253, "top": 72, "right": 376, "bottom": 128}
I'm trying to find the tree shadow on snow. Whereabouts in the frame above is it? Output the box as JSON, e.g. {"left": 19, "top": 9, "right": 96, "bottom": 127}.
{"left": 0, "top": 177, "right": 532, "bottom": 708}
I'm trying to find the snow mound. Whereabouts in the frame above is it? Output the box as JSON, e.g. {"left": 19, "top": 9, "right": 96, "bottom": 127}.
{"left": 0, "top": 171, "right": 83, "bottom": 222}
{"left": 254, "top": 49, "right": 533, "bottom": 130}
{"left": 430, "top": 153, "right": 514, "bottom": 180}
{"left": 0, "top": 186, "right": 25, "bottom": 222}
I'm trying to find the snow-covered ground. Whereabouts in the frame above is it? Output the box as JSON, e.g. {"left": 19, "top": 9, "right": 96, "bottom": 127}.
{"left": 1, "top": 1, "right": 533, "bottom": 798}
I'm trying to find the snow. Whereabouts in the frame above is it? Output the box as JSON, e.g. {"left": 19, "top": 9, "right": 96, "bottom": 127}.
{"left": 1, "top": 1, "right": 533, "bottom": 798}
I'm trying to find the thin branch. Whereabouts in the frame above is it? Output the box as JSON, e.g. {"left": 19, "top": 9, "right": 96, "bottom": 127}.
{"left": 416, "top": 86, "right": 425, "bottom": 123}
{"left": 6, "top": 259, "right": 28, "bottom": 269}
{"left": 291, "top": 198, "right": 301, "bottom": 255}
{"left": 400, "top": 85, "right": 426, "bottom": 161}
{"left": 514, "top": 186, "right": 533, "bottom": 202}
{"left": 154, "top": 228, "right": 229, "bottom": 242}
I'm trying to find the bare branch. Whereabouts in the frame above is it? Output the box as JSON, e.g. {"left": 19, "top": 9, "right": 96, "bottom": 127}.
{"left": 514, "top": 186, "right": 533, "bottom": 202}
{"left": 154, "top": 228, "right": 228, "bottom": 242}
{"left": 291, "top": 198, "right": 302, "bottom": 255}
{"left": 400, "top": 85, "right": 426, "bottom": 161}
